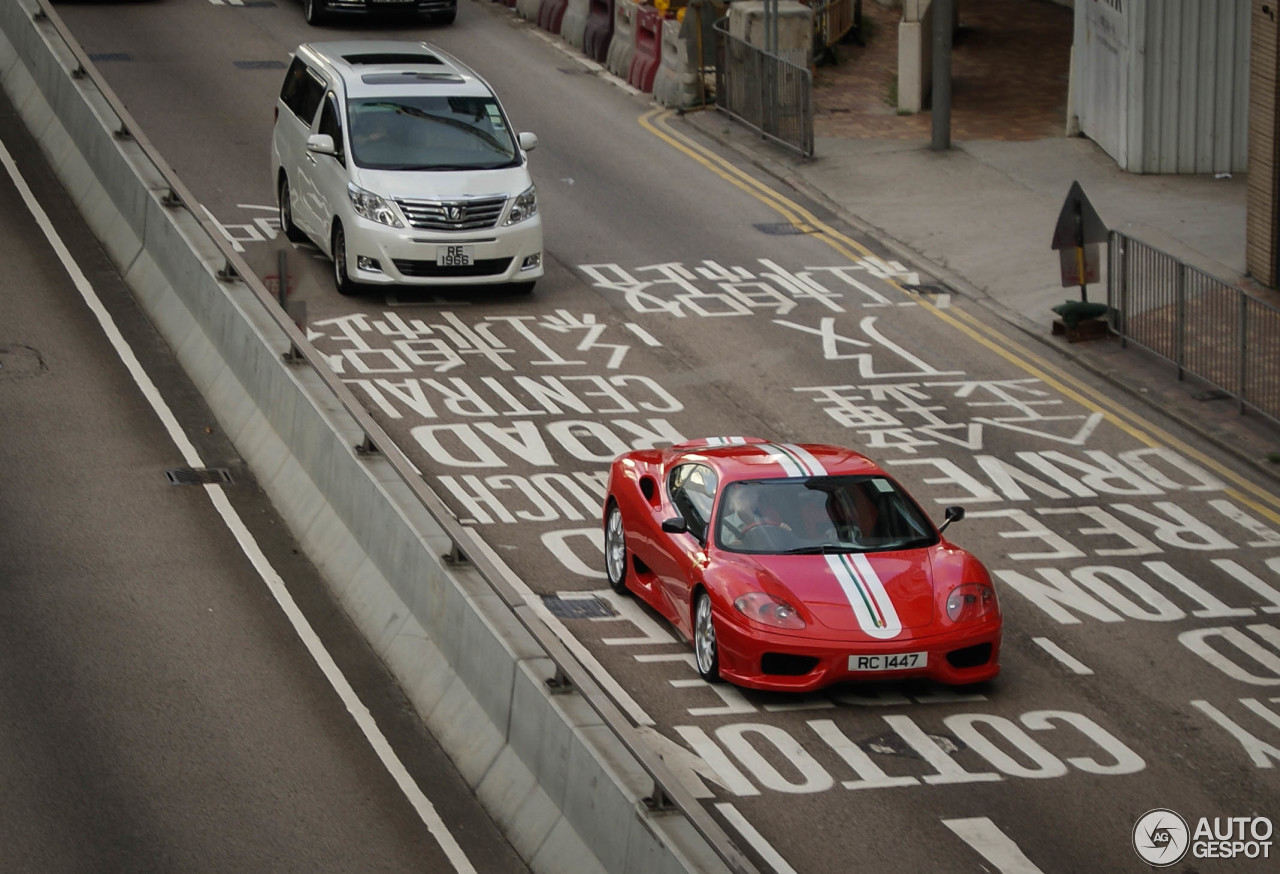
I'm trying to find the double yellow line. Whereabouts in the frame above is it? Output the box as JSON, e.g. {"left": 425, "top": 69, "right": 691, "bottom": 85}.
{"left": 640, "top": 107, "right": 1280, "bottom": 520}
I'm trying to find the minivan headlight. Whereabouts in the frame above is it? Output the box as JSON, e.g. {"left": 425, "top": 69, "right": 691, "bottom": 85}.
{"left": 347, "top": 183, "right": 403, "bottom": 228}
{"left": 504, "top": 185, "right": 537, "bottom": 226}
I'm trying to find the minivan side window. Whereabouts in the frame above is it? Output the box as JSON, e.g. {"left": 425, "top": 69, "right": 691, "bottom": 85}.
{"left": 317, "top": 94, "right": 345, "bottom": 164}
{"left": 280, "top": 57, "right": 325, "bottom": 124}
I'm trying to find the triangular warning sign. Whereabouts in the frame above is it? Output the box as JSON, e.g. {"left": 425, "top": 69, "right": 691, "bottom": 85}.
{"left": 1051, "top": 181, "right": 1109, "bottom": 249}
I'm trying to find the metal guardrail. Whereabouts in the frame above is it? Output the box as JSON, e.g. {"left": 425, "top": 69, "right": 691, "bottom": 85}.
{"left": 27, "top": 3, "right": 759, "bottom": 872}
{"left": 1109, "top": 230, "right": 1280, "bottom": 425}
{"left": 713, "top": 18, "right": 814, "bottom": 157}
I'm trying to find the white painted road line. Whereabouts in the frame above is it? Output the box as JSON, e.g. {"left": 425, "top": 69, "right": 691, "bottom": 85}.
{"left": 0, "top": 139, "right": 478, "bottom": 874}
{"left": 943, "top": 817, "right": 1045, "bottom": 874}
{"left": 1033, "top": 637, "right": 1095, "bottom": 675}
{"left": 714, "top": 803, "right": 799, "bottom": 874}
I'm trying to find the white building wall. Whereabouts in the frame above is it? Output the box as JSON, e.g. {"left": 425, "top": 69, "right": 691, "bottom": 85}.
{"left": 1074, "top": 0, "right": 1250, "bottom": 174}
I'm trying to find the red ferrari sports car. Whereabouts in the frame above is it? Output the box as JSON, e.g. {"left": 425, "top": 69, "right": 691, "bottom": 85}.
{"left": 602, "top": 437, "right": 1002, "bottom": 692}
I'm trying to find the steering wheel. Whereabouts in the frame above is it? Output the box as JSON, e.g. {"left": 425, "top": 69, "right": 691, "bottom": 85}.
{"left": 739, "top": 520, "right": 789, "bottom": 536}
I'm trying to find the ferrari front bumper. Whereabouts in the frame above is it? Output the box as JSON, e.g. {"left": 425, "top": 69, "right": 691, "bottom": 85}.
{"left": 713, "top": 613, "right": 1003, "bottom": 692}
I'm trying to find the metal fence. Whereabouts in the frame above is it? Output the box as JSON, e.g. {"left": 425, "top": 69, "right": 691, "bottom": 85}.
{"left": 812, "top": 0, "right": 862, "bottom": 60}
{"left": 713, "top": 18, "right": 814, "bottom": 157}
{"left": 1108, "top": 230, "right": 1280, "bottom": 424}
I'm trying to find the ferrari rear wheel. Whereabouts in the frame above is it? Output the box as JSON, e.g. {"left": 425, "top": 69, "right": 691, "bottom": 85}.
{"left": 604, "top": 503, "right": 629, "bottom": 594}
{"left": 694, "top": 591, "right": 721, "bottom": 682}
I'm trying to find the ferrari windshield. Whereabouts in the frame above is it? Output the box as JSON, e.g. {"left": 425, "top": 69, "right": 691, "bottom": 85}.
{"left": 348, "top": 96, "right": 519, "bottom": 170}
{"left": 715, "top": 476, "right": 938, "bottom": 555}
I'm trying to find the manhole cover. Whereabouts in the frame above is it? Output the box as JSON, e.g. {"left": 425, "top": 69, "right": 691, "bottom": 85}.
{"left": 0, "top": 344, "right": 45, "bottom": 380}
{"left": 166, "top": 468, "right": 233, "bottom": 486}
{"left": 542, "top": 595, "right": 615, "bottom": 620}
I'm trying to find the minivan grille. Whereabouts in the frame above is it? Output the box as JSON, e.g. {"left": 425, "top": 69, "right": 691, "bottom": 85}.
{"left": 396, "top": 196, "right": 507, "bottom": 231}
{"left": 393, "top": 257, "right": 512, "bottom": 277}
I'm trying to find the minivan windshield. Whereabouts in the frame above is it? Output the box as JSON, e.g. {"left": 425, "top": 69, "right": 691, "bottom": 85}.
{"left": 348, "top": 96, "right": 519, "bottom": 170}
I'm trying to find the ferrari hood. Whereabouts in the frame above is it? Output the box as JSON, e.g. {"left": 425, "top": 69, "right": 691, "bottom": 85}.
{"left": 743, "top": 550, "right": 937, "bottom": 637}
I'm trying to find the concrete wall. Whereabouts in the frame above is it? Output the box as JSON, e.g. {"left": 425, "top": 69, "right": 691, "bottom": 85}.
{"left": 0, "top": 2, "right": 727, "bottom": 872}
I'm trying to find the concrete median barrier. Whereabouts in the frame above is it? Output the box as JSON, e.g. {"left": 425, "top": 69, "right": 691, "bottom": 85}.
{"left": 653, "top": 17, "right": 701, "bottom": 109}
{"left": 538, "top": 0, "right": 569, "bottom": 34}
{"left": 0, "top": 3, "right": 734, "bottom": 874}
{"left": 627, "top": 5, "right": 662, "bottom": 92}
{"left": 583, "top": 0, "right": 614, "bottom": 63}
{"left": 516, "top": 0, "right": 542, "bottom": 22}
{"left": 560, "top": 0, "right": 590, "bottom": 53}
{"left": 606, "top": 0, "right": 637, "bottom": 80}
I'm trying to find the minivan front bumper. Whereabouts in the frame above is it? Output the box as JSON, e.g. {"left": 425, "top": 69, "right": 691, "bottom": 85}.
{"left": 344, "top": 213, "right": 544, "bottom": 287}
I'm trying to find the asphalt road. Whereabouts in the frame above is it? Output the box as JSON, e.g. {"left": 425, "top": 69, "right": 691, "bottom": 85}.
{"left": 0, "top": 57, "right": 527, "bottom": 874}
{"left": 33, "top": 0, "right": 1280, "bottom": 871}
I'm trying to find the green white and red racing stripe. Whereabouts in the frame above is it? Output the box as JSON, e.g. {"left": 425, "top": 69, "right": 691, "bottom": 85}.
{"left": 703, "top": 436, "right": 752, "bottom": 446}
{"left": 757, "top": 443, "right": 828, "bottom": 478}
{"left": 825, "top": 552, "right": 902, "bottom": 639}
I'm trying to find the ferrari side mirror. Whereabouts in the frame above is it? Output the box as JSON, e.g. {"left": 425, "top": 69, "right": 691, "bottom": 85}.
{"left": 939, "top": 505, "right": 965, "bottom": 534}
{"left": 661, "top": 516, "right": 689, "bottom": 534}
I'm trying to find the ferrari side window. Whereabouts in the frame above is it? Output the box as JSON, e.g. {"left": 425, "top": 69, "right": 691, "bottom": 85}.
{"left": 668, "top": 463, "right": 718, "bottom": 542}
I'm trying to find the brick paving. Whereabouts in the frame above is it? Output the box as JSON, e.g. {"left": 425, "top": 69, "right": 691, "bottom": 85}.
{"left": 813, "top": 0, "right": 1073, "bottom": 141}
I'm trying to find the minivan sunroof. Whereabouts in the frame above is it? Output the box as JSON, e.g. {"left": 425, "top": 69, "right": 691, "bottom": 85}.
{"left": 361, "top": 72, "right": 466, "bottom": 85}
{"left": 343, "top": 53, "right": 444, "bottom": 66}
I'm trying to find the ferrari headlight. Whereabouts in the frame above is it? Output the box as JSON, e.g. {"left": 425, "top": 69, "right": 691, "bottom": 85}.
{"left": 734, "top": 592, "right": 806, "bottom": 630}
{"left": 946, "top": 583, "right": 997, "bottom": 623}
{"left": 347, "top": 183, "right": 403, "bottom": 227}
{"left": 504, "top": 185, "right": 537, "bottom": 226}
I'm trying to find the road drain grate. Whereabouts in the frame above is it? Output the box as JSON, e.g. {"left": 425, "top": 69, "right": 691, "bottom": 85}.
{"left": 542, "top": 595, "right": 615, "bottom": 619}
{"left": 166, "top": 468, "right": 232, "bottom": 486}
{"left": 89, "top": 53, "right": 132, "bottom": 63}
{"left": 234, "top": 59, "right": 287, "bottom": 70}
{"left": 754, "top": 222, "right": 813, "bottom": 235}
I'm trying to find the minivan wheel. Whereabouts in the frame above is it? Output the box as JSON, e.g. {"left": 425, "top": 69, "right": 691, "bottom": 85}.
{"left": 278, "top": 177, "right": 307, "bottom": 243}
{"left": 304, "top": 0, "right": 327, "bottom": 25}
{"left": 332, "top": 224, "right": 359, "bottom": 297}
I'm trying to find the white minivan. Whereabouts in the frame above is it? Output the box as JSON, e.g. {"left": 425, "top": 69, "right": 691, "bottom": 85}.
{"left": 271, "top": 42, "right": 543, "bottom": 296}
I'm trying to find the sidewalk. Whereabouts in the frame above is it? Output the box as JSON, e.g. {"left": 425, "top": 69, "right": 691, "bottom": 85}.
{"left": 677, "top": 0, "right": 1280, "bottom": 477}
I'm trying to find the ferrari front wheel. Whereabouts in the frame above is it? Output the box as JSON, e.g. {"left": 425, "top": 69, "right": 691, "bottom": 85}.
{"left": 604, "top": 504, "right": 628, "bottom": 594}
{"left": 694, "top": 591, "right": 721, "bottom": 682}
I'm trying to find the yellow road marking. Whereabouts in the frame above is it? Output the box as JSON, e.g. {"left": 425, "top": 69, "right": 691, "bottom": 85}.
{"left": 640, "top": 108, "right": 1280, "bottom": 520}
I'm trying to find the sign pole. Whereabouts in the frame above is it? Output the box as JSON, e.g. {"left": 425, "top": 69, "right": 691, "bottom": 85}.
{"left": 1075, "top": 201, "right": 1087, "bottom": 303}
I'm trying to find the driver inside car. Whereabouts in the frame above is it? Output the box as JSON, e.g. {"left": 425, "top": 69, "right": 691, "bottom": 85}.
{"left": 719, "top": 487, "right": 793, "bottom": 549}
